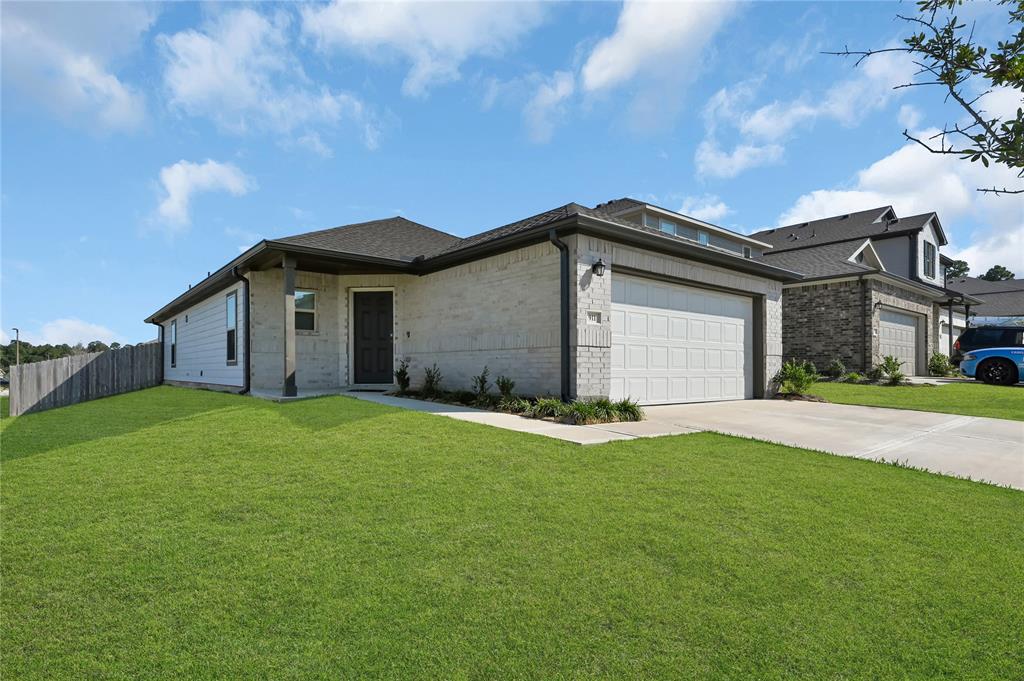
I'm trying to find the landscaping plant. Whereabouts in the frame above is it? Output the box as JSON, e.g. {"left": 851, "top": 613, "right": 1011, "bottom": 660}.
{"left": 928, "top": 352, "right": 954, "bottom": 377}
{"left": 422, "top": 364, "right": 443, "bottom": 397}
{"left": 774, "top": 359, "right": 820, "bottom": 396}
{"left": 843, "top": 372, "right": 864, "bottom": 383}
{"left": 471, "top": 366, "right": 491, "bottom": 400}
{"left": 611, "top": 398, "right": 643, "bottom": 422}
{"left": 530, "top": 398, "right": 566, "bottom": 419}
{"left": 866, "top": 366, "right": 885, "bottom": 383}
{"left": 495, "top": 375, "right": 516, "bottom": 399}
{"left": 825, "top": 358, "right": 846, "bottom": 378}
{"left": 394, "top": 359, "right": 411, "bottom": 394}
{"left": 498, "top": 396, "right": 531, "bottom": 414}
{"left": 879, "top": 355, "right": 904, "bottom": 377}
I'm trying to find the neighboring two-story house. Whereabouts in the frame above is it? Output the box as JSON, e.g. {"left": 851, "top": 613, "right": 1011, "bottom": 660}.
{"left": 751, "top": 207, "right": 979, "bottom": 375}
{"left": 145, "top": 199, "right": 799, "bottom": 405}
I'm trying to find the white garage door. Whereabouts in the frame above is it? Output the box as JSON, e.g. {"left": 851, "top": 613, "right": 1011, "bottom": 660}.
{"left": 879, "top": 309, "right": 919, "bottom": 375}
{"left": 610, "top": 274, "right": 753, "bottom": 405}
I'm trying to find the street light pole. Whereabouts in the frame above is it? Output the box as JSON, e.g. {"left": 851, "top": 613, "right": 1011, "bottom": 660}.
{"left": 12, "top": 328, "right": 20, "bottom": 366}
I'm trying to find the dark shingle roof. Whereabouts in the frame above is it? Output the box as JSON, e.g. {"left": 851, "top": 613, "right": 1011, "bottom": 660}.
{"left": 968, "top": 290, "right": 1024, "bottom": 316}
{"left": 273, "top": 216, "right": 459, "bottom": 262}
{"left": 947, "top": 275, "right": 1024, "bottom": 295}
{"left": 750, "top": 207, "right": 939, "bottom": 253}
{"left": 436, "top": 203, "right": 584, "bottom": 254}
{"left": 758, "top": 241, "right": 875, "bottom": 278}
{"left": 591, "top": 198, "right": 645, "bottom": 215}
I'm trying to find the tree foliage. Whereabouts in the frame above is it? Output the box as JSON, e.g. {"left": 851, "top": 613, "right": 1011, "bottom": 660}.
{"left": 832, "top": 0, "right": 1024, "bottom": 194}
{"left": 980, "top": 264, "right": 1017, "bottom": 279}
{"left": 1, "top": 340, "right": 117, "bottom": 371}
{"left": 946, "top": 258, "right": 971, "bottom": 278}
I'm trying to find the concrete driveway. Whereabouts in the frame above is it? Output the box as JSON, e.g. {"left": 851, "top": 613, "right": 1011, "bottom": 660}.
{"left": 619, "top": 400, "right": 1024, "bottom": 489}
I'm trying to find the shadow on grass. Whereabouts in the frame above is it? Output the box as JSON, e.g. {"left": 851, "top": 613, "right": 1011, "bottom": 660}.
{"left": 0, "top": 388, "right": 405, "bottom": 462}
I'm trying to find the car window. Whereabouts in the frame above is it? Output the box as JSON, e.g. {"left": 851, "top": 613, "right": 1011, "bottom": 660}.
{"left": 965, "top": 328, "right": 1024, "bottom": 347}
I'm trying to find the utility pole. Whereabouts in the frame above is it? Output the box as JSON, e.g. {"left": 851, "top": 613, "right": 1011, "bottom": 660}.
{"left": 12, "top": 327, "right": 20, "bottom": 365}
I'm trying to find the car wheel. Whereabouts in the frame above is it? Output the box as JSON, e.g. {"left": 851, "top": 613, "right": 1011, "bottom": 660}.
{"left": 977, "top": 358, "right": 1017, "bottom": 386}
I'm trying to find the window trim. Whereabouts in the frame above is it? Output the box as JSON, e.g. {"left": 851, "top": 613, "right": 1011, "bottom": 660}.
{"left": 295, "top": 288, "right": 318, "bottom": 334}
{"left": 697, "top": 230, "right": 710, "bottom": 246}
{"left": 923, "top": 241, "right": 936, "bottom": 278}
{"left": 226, "top": 291, "right": 238, "bottom": 366}
{"left": 169, "top": 319, "right": 177, "bottom": 368}
{"left": 743, "top": 246, "right": 752, "bottom": 259}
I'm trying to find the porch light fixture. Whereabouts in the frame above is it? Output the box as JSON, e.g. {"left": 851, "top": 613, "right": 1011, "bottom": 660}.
{"left": 592, "top": 258, "right": 606, "bottom": 277}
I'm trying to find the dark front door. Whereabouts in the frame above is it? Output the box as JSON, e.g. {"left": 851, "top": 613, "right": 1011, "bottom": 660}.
{"left": 353, "top": 291, "right": 394, "bottom": 384}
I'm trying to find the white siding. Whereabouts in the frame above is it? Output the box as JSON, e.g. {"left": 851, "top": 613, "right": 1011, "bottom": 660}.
{"left": 164, "top": 281, "right": 246, "bottom": 388}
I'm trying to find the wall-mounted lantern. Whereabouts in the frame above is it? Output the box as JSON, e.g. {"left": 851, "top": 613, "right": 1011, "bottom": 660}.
{"left": 592, "top": 258, "right": 607, "bottom": 277}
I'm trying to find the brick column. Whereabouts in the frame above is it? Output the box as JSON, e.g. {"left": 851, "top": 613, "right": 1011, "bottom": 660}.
{"left": 282, "top": 256, "right": 297, "bottom": 397}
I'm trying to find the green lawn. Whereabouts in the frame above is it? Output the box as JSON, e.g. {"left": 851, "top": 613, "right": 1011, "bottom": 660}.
{"left": 808, "top": 380, "right": 1024, "bottom": 421}
{"left": 2, "top": 387, "right": 1022, "bottom": 679}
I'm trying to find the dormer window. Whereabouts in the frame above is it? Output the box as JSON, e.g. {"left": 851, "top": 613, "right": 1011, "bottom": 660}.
{"left": 697, "top": 231, "right": 709, "bottom": 246}
{"left": 659, "top": 219, "right": 676, "bottom": 235}
{"left": 923, "top": 241, "right": 936, "bottom": 278}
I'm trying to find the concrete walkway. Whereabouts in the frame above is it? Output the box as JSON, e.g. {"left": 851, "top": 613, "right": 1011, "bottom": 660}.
{"left": 345, "top": 391, "right": 1023, "bottom": 489}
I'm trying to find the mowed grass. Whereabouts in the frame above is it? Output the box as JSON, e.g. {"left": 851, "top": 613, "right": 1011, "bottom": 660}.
{"left": 2, "top": 387, "right": 1022, "bottom": 679}
{"left": 809, "top": 380, "right": 1024, "bottom": 421}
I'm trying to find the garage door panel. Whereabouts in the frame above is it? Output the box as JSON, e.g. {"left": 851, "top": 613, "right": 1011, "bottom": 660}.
{"left": 612, "top": 274, "right": 753, "bottom": 405}
{"left": 878, "top": 309, "right": 919, "bottom": 375}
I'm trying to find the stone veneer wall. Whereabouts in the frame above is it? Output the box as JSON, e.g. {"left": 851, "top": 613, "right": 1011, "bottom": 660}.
{"left": 780, "top": 277, "right": 938, "bottom": 375}
{"left": 569, "top": 234, "right": 784, "bottom": 399}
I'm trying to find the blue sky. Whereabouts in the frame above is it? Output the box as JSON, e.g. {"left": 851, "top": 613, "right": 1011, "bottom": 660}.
{"left": 2, "top": 1, "right": 1021, "bottom": 345}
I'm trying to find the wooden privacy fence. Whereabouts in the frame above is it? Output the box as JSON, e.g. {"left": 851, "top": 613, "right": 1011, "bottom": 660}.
{"left": 8, "top": 342, "right": 162, "bottom": 416}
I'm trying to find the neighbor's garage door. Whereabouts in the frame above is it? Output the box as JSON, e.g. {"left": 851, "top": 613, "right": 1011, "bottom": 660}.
{"left": 610, "top": 274, "right": 753, "bottom": 405}
{"left": 879, "top": 309, "right": 919, "bottom": 375}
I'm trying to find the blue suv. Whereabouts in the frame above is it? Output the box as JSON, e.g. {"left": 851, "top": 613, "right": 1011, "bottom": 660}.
{"left": 960, "top": 347, "right": 1024, "bottom": 385}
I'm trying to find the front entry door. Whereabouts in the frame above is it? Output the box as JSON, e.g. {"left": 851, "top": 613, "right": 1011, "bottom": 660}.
{"left": 353, "top": 291, "right": 394, "bottom": 384}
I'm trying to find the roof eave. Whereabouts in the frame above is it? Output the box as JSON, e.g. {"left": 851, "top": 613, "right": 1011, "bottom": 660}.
{"left": 640, "top": 204, "right": 774, "bottom": 249}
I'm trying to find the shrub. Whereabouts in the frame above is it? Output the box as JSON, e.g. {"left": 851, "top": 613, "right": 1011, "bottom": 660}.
{"left": 394, "top": 358, "right": 411, "bottom": 394}
{"left": 801, "top": 359, "right": 817, "bottom": 375}
{"left": 471, "top": 366, "right": 491, "bottom": 398}
{"left": 589, "top": 398, "right": 615, "bottom": 421}
{"left": 928, "top": 352, "right": 954, "bottom": 377}
{"left": 879, "top": 355, "right": 904, "bottom": 377}
{"left": 843, "top": 372, "right": 864, "bottom": 383}
{"left": 564, "top": 400, "right": 602, "bottom": 425}
{"left": 530, "top": 397, "right": 566, "bottom": 419}
{"left": 495, "top": 375, "right": 516, "bottom": 399}
{"left": 422, "top": 364, "right": 443, "bottom": 397}
{"left": 773, "top": 359, "right": 819, "bottom": 396}
{"left": 447, "top": 389, "right": 476, "bottom": 405}
{"left": 499, "top": 396, "right": 531, "bottom": 414}
{"left": 886, "top": 370, "right": 906, "bottom": 386}
{"left": 866, "top": 366, "right": 885, "bottom": 383}
{"left": 612, "top": 398, "right": 644, "bottom": 422}
{"left": 825, "top": 358, "right": 846, "bottom": 378}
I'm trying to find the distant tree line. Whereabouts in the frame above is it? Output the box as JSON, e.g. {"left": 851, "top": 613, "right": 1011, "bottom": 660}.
{"left": 1, "top": 340, "right": 124, "bottom": 371}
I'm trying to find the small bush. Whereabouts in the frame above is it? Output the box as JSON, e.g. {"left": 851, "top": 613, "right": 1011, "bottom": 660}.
{"left": 530, "top": 397, "right": 566, "bottom": 419}
{"left": 773, "top": 359, "right": 819, "bottom": 396}
{"left": 471, "top": 366, "right": 491, "bottom": 398}
{"left": 589, "top": 398, "right": 615, "bottom": 421}
{"left": 928, "top": 352, "right": 954, "bottom": 377}
{"left": 422, "top": 364, "right": 443, "bottom": 397}
{"left": 495, "top": 375, "right": 516, "bottom": 399}
{"left": 825, "top": 358, "right": 846, "bottom": 378}
{"left": 886, "top": 370, "right": 906, "bottom": 386}
{"left": 394, "top": 358, "right": 411, "bottom": 394}
{"left": 564, "top": 400, "right": 602, "bottom": 425}
{"left": 801, "top": 359, "right": 817, "bottom": 375}
{"left": 612, "top": 398, "right": 644, "bottom": 422}
{"left": 880, "top": 355, "right": 904, "bottom": 377}
{"left": 499, "top": 396, "right": 531, "bottom": 414}
{"left": 843, "top": 372, "right": 864, "bottom": 383}
{"left": 866, "top": 366, "right": 885, "bottom": 383}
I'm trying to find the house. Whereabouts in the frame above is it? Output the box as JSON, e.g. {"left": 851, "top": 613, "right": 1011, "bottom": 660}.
{"left": 946, "top": 274, "right": 1024, "bottom": 327}
{"left": 750, "top": 206, "right": 980, "bottom": 375}
{"left": 144, "top": 199, "right": 800, "bottom": 405}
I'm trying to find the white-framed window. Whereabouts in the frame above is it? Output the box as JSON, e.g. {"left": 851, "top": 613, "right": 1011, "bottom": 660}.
{"left": 743, "top": 246, "right": 752, "bottom": 258}
{"left": 923, "top": 241, "right": 936, "bottom": 278}
{"left": 169, "top": 319, "right": 177, "bottom": 368}
{"left": 226, "top": 291, "right": 238, "bottom": 365}
{"left": 295, "top": 289, "right": 316, "bottom": 331}
{"left": 697, "top": 231, "right": 709, "bottom": 246}
{"left": 659, "top": 218, "right": 676, "bottom": 235}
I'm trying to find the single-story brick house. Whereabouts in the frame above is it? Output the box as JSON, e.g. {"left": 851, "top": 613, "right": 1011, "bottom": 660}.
{"left": 145, "top": 199, "right": 801, "bottom": 405}
{"left": 750, "top": 206, "right": 981, "bottom": 375}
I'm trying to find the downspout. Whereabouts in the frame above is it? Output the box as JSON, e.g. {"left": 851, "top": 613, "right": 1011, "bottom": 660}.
{"left": 548, "top": 229, "right": 571, "bottom": 402}
{"left": 231, "top": 266, "right": 251, "bottom": 394}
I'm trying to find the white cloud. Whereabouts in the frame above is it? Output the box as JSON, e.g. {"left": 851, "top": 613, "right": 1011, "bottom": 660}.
{"left": 296, "top": 131, "right": 334, "bottom": 158}
{"left": 225, "top": 226, "right": 264, "bottom": 253}
{"left": 898, "top": 104, "right": 922, "bottom": 130}
{"left": 301, "top": 1, "right": 547, "bottom": 97}
{"left": 159, "top": 8, "right": 380, "bottom": 150}
{"left": 680, "top": 194, "right": 732, "bottom": 223}
{"left": 1, "top": 2, "right": 153, "bottom": 131}
{"left": 778, "top": 133, "right": 1024, "bottom": 273}
{"left": 695, "top": 139, "right": 783, "bottom": 179}
{"left": 581, "top": 1, "right": 736, "bottom": 93}
{"left": 523, "top": 71, "right": 575, "bottom": 143}
{"left": 21, "top": 319, "right": 123, "bottom": 346}
{"left": 156, "top": 160, "right": 256, "bottom": 231}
